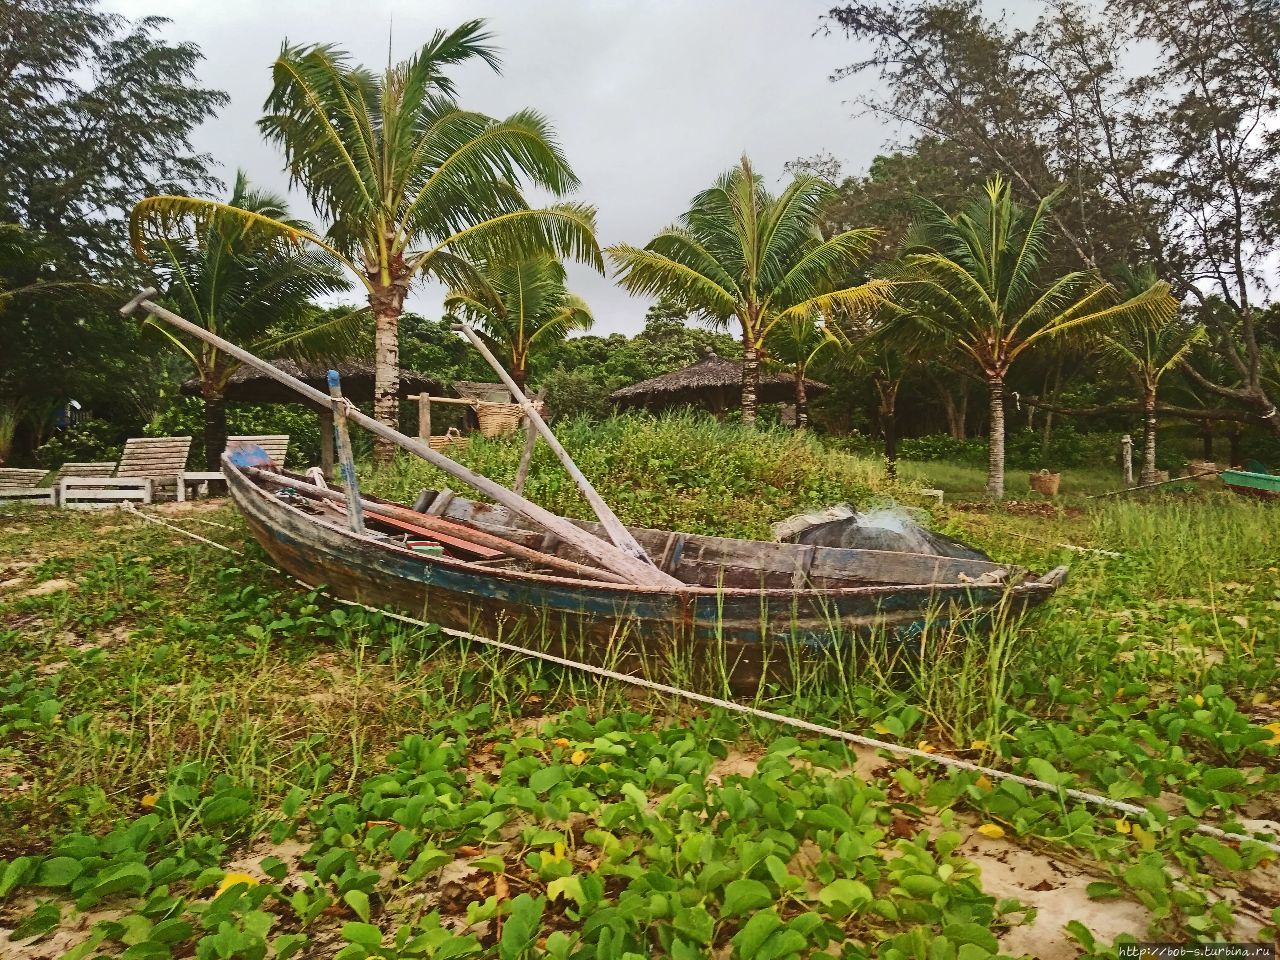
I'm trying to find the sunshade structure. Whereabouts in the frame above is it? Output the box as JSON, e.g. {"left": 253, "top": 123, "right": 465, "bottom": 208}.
{"left": 180, "top": 360, "right": 440, "bottom": 406}
{"left": 610, "top": 353, "right": 827, "bottom": 414}
{"left": 180, "top": 360, "right": 441, "bottom": 475}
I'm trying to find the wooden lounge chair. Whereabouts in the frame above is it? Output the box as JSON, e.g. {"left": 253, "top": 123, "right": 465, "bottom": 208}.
{"left": 181, "top": 435, "right": 291, "bottom": 499}
{"left": 53, "top": 461, "right": 117, "bottom": 483}
{"left": 0, "top": 467, "right": 55, "bottom": 507}
{"left": 60, "top": 437, "right": 192, "bottom": 508}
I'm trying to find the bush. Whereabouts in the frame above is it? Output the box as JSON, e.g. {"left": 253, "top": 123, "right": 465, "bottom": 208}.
{"left": 35, "top": 419, "right": 125, "bottom": 467}
{"left": 366, "top": 411, "right": 899, "bottom": 540}
{"left": 147, "top": 395, "right": 322, "bottom": 468}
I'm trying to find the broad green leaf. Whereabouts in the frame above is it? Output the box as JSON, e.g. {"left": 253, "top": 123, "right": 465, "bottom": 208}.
{"left": 721, "top": 878, "right": 772, "bottom": 916}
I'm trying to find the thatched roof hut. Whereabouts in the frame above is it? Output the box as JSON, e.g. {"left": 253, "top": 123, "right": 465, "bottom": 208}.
{"left": 180, "top": 360, "right": 441, "bottom": 406}
{"left": 611, "top": 353, "right": 827, "bottom": 413}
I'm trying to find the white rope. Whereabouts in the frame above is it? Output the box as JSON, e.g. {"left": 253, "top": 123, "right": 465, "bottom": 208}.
{"left": 125, "top": 504, "right": 1280, "bottom": 854}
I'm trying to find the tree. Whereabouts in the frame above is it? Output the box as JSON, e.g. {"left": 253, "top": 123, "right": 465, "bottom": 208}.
{"left": 140, "top": 173, "right": 352, "bottom": 468}
{"left": 764, "top": 313, "right": 839, "bottom": 429}
{"left": 608, "top": 155, "right": 889, "bottom": 424}
{"left": 444, "top": 254, "right": 592, "bottom": 390}
{"left": 823, "top": 0, "right": 1280, "bottom": 437}
{"left": 0, "top": 0, "right": 226, "bottom": 457}
{"left": 130, "top": 21, "right": 601, "bottom": 462}
{"left": 895, "top": 176, "right": 1179, "bottom": 497}
{"left": 1099, "top": 310, "right": 1207, "bottom": 484}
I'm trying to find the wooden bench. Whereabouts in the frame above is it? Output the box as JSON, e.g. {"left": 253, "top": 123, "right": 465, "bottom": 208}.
{"left": 117, "top": 436, "right": 192, "bottom": 501}
{"left": 60, "top": 477, "right": 151, "bottom": 510}
{"left": 0, "top": 468, "right": 50, "bottom": 487}
{"left": 59, "top": 437, "right": 190, "bottom": 507}
{"left": 0, "top": 468, "right": 55, "bottom": 507}
{"left": 54, "top": 461, "right": 117, "bottom": 482}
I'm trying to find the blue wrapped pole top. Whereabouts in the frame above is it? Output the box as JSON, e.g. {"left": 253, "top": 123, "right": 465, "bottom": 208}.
{"left": 327, "top": 369, "right": 340, "bottom": 389}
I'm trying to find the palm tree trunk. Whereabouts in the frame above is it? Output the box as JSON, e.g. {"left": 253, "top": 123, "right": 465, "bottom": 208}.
{"left": 1200, "top": 425, "right": 1214, "bottom": 462}
{"left": 741, "top": 344, "right": 760, "bottom": 425}
{"left": 879, "top": 385, "right": 898, "bottom": 480}
{"left": 202, "top": 382, "right": 227, "bottom": 471}
{"left": 986, "top": 375, "right": 1006, "bottom": 499}
{"left": 794, "top": 368, "right": 808, "bottom": 429}
{"left": 1140, "top": 388, "right": 1158, "bottom": 485}
{"left": 371, "top": 285, "right": 405, "bottom": 464}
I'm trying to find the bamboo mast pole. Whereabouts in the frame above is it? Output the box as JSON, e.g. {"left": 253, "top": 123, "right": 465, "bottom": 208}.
{"left": 120, "top": 288, "right": 679, "bottom": 589}
{"left": 451, "top": 320, "right": 655, "bottom": 565}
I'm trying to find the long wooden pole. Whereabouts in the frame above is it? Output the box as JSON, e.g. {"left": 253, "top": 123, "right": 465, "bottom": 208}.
{"left": 120, "top": 289, "right": 677, "bottom": 588}
{"left": 452, "top": 320, "right": 655, "bottom": 566}
{"left": 327, "top": 370, "right": 365, "bottom": 533}
{"left": 244, "top": 468, "right": 628, "bottom": 585}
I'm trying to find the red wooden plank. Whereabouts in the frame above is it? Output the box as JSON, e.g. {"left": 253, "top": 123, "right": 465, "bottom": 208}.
{"left": 349, "top": 509, "right": 504, "bottom": 560}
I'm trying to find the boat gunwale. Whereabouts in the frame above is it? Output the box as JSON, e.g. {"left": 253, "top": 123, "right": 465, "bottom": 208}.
{"left": 225, "top": 458, "right": 1063, "bottom": 601}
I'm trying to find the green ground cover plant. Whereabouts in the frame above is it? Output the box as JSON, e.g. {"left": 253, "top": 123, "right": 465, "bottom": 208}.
{"left": 0, "top": 444, "right": 1277, "bottom": 958}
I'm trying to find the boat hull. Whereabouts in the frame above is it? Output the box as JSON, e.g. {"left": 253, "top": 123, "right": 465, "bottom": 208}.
{"left": 225, "top": 464, "right": 1063, "bottom": 691}
{"left": 1221, "top": 469, "right": 1280, "bottom": 500}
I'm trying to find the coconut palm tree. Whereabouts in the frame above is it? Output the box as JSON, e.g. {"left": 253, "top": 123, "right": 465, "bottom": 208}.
{"left": 130, "top": 21, "right": 601, "bottom": 461}
{"left": 895, "top": 176, "right": 1179, "bottom": 497}
{"left": 443, "top": 254, "right": 592, "bottom": 391}
{"left": 608, "top": 156, "right": 889, "bottom": 424}
{"left": 763, "top": 312, "right": 839, "bottom": 429}
{"left": 141, "top": 172, "right": 352, "bottom": 468}
{"left": 1100, "top": 311, "right": 1207, "bottom": 484}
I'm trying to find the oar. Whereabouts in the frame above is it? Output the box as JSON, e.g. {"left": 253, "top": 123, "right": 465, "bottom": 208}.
{"left": 120, "top": 288, "right": 680, "bottom": 589}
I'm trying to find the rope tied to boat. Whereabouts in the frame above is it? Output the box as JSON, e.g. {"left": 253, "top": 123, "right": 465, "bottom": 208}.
{"left": 123, "top": 504, "right": 1280, "bottom": 855}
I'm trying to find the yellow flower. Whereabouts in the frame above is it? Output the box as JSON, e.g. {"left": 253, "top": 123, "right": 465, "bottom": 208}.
{"left": 570, "top": 750, "right": 588, "bottom": 766}
{"left": 976, "top": 823, "right": 1005, "bottom": 839}
{"left": 1115, "top": 819, "right": 1132, "bottom": 835}
{"left": 1264, "top": 721, "right": 1280, "bottom": 746}
{"left": 553, "top": 738, "right": 570, "bottom": 749}
{"left": 975, "top": 775, "right": 993, "bottom": 791}
{"left": 1193, "top": 694, "right": 1205, "bottom": 707}
{"left": 215, "top": 872, "right": 259, "bottom": 897}
{"left": 969, "top": 740, "right": 988, "bottom": 751}
{"left": 916, "top": 740, "right": 936, "bottom": 754}
{"left": 1133, "top": 824, "right": 1156, "bottom": 851}
{"left": 139, "top": 793, "right": 158, "bottom": 809}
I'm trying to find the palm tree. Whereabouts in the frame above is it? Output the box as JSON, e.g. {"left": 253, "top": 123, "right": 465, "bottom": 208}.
{"left": 140, "top": 173, "right": 352, "bottom": 468}
{"left": 1100, "top": 313, "right": 1207, "bottom": 484}
{"left": 895, "top": 176, "right": 1179, "bottom": 497}
{"left": 443, "top": 254, "right": 592, "bottom": 391}
{"left": 130, "top": 21, "right": 601, "bottom": 462}
{"left": 763, "top": 313, "right": 839, "bottom": 429}
{"left": 608, "top": 155, "right": 889, "bottom": 424}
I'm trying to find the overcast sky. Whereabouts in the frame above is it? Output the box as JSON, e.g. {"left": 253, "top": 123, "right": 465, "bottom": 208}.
{"left": 104, "top": 0, "right": 896, "bottom": 335}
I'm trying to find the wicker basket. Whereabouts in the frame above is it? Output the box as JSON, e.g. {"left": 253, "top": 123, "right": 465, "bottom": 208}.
{"left": 428, "top": 427, "right": 468, "bottom": 452}
{"left": 475, "top": 401, "right": 523, "bottom": 438}
{"left": 1029, "top": 469, "right": 1061, "bottom": 496}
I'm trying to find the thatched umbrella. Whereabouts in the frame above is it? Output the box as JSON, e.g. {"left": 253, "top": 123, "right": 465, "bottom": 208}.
{"left": 180, "top": 360, "right": 441, "bottom": 473}
{"left": 611, "top": 353, "right": 827, "bottom": 416}
{"left": 180, "top": 360, "right": 440, "bottom": 406}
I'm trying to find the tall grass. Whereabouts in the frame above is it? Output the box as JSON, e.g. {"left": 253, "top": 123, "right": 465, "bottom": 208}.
{"left": 365, "top": 411, "right": 902, "bottom": 539}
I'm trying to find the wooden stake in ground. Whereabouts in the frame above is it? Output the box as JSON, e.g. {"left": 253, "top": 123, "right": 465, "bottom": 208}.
{"left": 513, "top": 387, "right": 546, "bottom": 497}
{"left": 119, "top": 288, "right": 679, "bottom": 588}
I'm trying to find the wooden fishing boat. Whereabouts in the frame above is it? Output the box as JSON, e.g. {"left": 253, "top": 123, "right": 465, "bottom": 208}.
{"left": 120, "top": 286, "right": 1069, "bottom": 692}
{"left": 1221, "top": 467, "right": 1280, "bottom": 500}
{"left": 225, "top": 459, "right": 1068, "bottom": 691}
